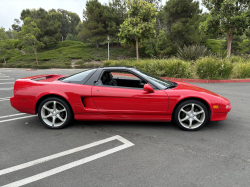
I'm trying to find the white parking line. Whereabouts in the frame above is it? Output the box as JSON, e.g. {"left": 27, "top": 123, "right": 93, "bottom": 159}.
{"left": 0, "top": 82, "right": 14, "bottom": 84}
{"left": 0, "top": 87, "right": 13, "bottom": 90}
{"left": 0, "top": 99, "right": 10, "bottom": 101}
{"left": 0, "top": 113, "right": 26, "bottom": 119}
{"left": 0, "top": 76, "right": 8, "bottom": 77}
{"left": 0, "top": 115, "right": 36, "bottom": 123}
{"left": 1, "top": 135, "right": 134, "bottom": 187}
{"left": 0, "top": 78, "right": 14, "bottom": 81}
{"left": 0, "top": 97, "right": 11, "bottom": 99}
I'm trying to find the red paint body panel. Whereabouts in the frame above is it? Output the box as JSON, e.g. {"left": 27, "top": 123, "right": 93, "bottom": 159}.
{"left": 210, "top": 113, "right": 228, "bottom": 121}
{"left": 92, "top": 86, "right": 168, "bottom": 119}
{"left": 10, "top": 74, "right": 231, "bottom": 123}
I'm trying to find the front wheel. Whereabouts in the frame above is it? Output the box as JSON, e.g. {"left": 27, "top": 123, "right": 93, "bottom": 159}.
{"left": 38, "top": 97, "right": 72, "bottom": 129}
{"left": 173, "top": 100, "right": 209, "bottom": 131}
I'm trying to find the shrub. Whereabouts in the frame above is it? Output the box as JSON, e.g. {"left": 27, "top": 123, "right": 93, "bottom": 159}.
{"left": 103, "top": 58, "right": 192, "bottom": 78}
{"left": 64, "top": 62, "right": 71, "bottom": 66}
{"left": 144, "top": 59, "right": 192, "bottom": 78}
{"left": 17, "top": 44, "right": 22, "bottom": 49}
{"left": 233, "top": 62, "right": 250, "bottom": 78}
{"left": 15, "top": 64, "right": 23, "bottom": 68}
{"left": 205, "top": 39, "right": 224, "bottom": 53}
{"left": 177, "top": 45, "right": 210, "bottom": 61}
{"left": 65, "top": 34, "right": 80, "bottom": 41}
{"left": 38, "top": 65, "right": 51, "bottom": 69}
{"left": 228, "top": 55, "right": 247, "bottom": 63}
{"left": 2, "top": 63, "right": 15, "bottom": 68}
{"left": 76, "top": 63, "right": 102, "bottom": 69}
{"left": 22, "top": 64, "right": 33, "bottom": 68}
{"left": 195, "top": 57, "right": 234, "bottom": 79}
{"left": 12, "top": 39, "right": 20, "bottom": 48}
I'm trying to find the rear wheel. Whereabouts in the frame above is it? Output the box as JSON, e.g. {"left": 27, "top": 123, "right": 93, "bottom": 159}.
{"left": 174, "top": 100, "right": 209, "bottom": 131}
{"left": 38, "top": 97, "right": 72, "bottom": 129}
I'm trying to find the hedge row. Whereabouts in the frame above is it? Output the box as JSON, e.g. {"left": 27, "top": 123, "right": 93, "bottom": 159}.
{"left": 2, "top": 56, "right": 250, "bottom": 79}
{"left": 103, "top": 57, "right": 250, "bottom": 79}
{"left": 0, "top": 63, "right": 71, "bottom": 69}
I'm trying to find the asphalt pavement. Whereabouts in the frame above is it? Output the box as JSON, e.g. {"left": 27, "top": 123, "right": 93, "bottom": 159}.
{"left": 0, "top": 68, "right": 250, "bottom": 187}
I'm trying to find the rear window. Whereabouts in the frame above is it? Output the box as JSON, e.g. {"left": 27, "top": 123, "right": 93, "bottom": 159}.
{"left": 61, "top": 69, "right": 96, "bottom": 83}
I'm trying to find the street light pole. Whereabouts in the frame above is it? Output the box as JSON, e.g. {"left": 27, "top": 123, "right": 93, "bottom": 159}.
{"left": 107, "top": 36, "right": 110, "bottom": 61}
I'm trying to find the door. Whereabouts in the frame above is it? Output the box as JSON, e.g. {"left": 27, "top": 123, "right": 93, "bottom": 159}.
{"left": 91, "top": 70, "right": 169, "bottom": 119}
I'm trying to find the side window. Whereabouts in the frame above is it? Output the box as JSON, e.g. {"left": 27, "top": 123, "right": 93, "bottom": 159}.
{"left": 111, "top": 72, "right": 140, "bottom": 80}
{"left": 61, "top": 69, "right": 96, "bottom": 83}
{"left": 100, "top": 71, "right": 147, "bottom": 89}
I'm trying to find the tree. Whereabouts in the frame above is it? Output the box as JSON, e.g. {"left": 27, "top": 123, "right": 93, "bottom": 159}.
{"left": 119, "top": 0, "right": 157, "bottom": 60}
{"left": 222, "top": 35, "right": 243, "bottom": 55}
{"left": 105, "top": 0, "right": 127, "bottom": 45}
{"left": 49, "top": 9, "right": 80, "bottom": 39}
{"left": 78, "top": 0, "right": 108, "bottom": 48}
{"left": 0, "top": 27, "right": 7, "bottom": 63}
{"left": 0, "top": 27, "right": 7, "bottom": 40}
{"left": 66, "top": 33, "right": 79, "bottom": 41}
{"left": 19, "top": 17, "right": 45, "bottom": 65}
{"left": 155, "top": 29, "right": 174, "bottom": 57}
{"left": 20, "top": 8, "right": 62, "bottom": 48}
{"left": 143, "top": 0, "right": 204, "bottom": 58}
{"left": 163, "top": 0, "right": 203, "bottom": 47}
{"left": 200, "top": 0, "right": 250, "bottom": 57}
{"left": 11, "top": 18, "right": 22, "bottom": 32}
{"left": 0, "top": 41, "right": 14, "bottom": 64}
{"left": 0, "top": 28, "right": 15, "bottom": 63}
{"left": 5, "top": 29, "right": 18, "bottom": 39}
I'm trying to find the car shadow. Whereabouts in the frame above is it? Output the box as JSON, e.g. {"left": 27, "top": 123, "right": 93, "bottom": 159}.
{"left": 70, "top": 119, "right": 227, "bottom": 132}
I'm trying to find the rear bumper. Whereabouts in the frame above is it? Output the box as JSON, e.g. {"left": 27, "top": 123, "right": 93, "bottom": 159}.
{"left": 10, "top": 96, "right": 17, "bottom": 108}
{"left": 210, "top": 112, "right": 228, "bottom": 121}
{"left": 10, "top": 96, "right": 36, "bottom": 115}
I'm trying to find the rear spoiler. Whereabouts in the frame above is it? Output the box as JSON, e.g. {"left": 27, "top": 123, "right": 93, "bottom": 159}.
{"left": 21, "top": 74, "right": 65, "bottom": 80}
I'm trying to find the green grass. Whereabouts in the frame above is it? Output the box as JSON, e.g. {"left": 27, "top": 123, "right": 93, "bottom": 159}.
{"left": 5, "top": 41, "right": 142, "bottom": 64}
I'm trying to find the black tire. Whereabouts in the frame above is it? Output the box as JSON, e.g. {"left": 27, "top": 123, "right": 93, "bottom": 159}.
{"left": 38, "top": 97, "right": 73, "bottom": 129}
{"left": 173, "top": 100, "right": 209, "bottom": 131}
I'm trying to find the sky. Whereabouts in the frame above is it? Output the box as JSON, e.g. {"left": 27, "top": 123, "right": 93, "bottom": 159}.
{"left": 0, "top": 0, "right": 208, "bottom": 30}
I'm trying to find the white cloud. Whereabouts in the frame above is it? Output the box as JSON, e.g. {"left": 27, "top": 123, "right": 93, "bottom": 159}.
{"left": 0, "top": 0, "right": 207, "bottom": 30}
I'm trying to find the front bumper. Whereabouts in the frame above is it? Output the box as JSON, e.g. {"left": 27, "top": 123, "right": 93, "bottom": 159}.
{"left": 210, "top": 112, "right": 228, "bottom": 121}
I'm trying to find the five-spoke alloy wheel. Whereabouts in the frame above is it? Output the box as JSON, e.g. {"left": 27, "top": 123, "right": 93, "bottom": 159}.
{"left": 38, "top": 97, "right": 72, "bottom": 129}
{"left": 174, "top": 100, "right": 209, "bottom": 131}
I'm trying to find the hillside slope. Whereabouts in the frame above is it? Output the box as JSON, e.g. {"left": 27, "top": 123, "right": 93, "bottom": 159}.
{"left": 1, "top": 41, "right": 148, "bottom": 68}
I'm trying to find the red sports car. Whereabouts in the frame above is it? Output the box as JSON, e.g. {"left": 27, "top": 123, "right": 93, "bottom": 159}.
{"left": 10, "top": 66, "right": 231, "bottom": 131}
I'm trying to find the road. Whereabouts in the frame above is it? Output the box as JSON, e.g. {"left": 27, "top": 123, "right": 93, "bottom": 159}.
{"left": 0, "top": 68, "right": 249, "bottom": 187}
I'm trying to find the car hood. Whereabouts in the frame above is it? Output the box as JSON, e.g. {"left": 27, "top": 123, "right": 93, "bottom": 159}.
{"left": 171, "top": 81, "right": 222, "bottom": 98}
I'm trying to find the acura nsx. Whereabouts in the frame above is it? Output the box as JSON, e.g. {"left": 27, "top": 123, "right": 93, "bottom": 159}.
{"left": 10, "top": 66, "right": 231, "bottom": 130}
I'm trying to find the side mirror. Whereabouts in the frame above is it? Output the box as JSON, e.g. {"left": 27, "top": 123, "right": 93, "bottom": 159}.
{"left": 143, "top": 84, "right": 154, "bottom": 93}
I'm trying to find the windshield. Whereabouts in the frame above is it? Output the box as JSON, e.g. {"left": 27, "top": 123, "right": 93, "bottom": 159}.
{"left": 61, "top": 69, "right": 96, "bottom": 82}
{"left": 134, "top": 69, "right": 174, "bottom": 89}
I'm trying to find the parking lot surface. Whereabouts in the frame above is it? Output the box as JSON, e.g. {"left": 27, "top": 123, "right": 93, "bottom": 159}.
{"left": 0, "top": 68, "right": 250, "bottom": 187}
